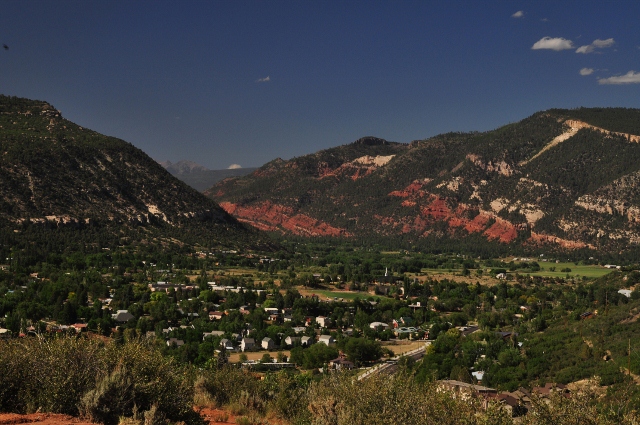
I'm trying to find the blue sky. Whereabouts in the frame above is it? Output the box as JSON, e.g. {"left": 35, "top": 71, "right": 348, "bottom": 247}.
{"left": 1, "top": 1, "right": 639, "bottom": 169}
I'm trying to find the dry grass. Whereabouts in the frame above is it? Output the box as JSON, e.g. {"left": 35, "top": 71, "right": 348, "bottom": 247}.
{"left": 381, "top": 341, "right": 426, "bottom": 356}
{"left": 227, "top": 351, "right": 290, "bottom": 363}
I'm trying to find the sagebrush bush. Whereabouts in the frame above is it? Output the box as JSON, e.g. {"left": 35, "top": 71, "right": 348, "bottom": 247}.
{"left": 306, "top": 373, "right": 510, "bottom": 425}
{"left": 0, "top": 336, "right": 200, "bottom": 425}
{"left": 79, "top": 365, "right": 134, "bottom": 425}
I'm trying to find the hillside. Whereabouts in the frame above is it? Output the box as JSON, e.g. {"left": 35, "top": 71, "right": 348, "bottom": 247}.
{"left": 207, "top": 108, "right": 640, "bottom": 254}
{"left": 0, "top": 95, "right": 267, "bottom": 258}
{"left": 159, "top": 160, "right": 257, "bottom": 192}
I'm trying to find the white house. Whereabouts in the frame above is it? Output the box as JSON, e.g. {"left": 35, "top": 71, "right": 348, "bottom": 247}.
{"left": 318, "top": 335, "right": 335, "bottom": 346}
{"left": 262, "top": 337, "right": 275, "bottom": 350}
{"left": 285, "top": 336, "right": 301, "bottom": 346}
{"left": 241, "top": 338, "right": 255, "bottom": 352}
{"left": 369, "top": 321, "right": 390, "bottom": 331}
{"left": 316, "top": 316, "right": 332, "bottom": 328}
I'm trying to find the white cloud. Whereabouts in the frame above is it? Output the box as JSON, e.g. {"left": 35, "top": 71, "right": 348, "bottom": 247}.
{"left": 593, "top": 38, "right": 615, "bottom": 48}
{"left": 598, "top": 71, "right": 640, "bottom": 85}
{"left": 580, "top": 68, "right": 594, "bottom": 76}
{"left": 228, "top": 164, "right": 242, "bottom": 169}
{"left": 511, "top": 10, "right": 524, "bottom": 18}
{"left": 532, "top": 37, "right": 574, "bottom": 51}
{"left": 256, "top": 76, "right": 271, "bottom": 83}
{"left": 576, "top": 45, "right": 595, "bottom": 54}
{"left": 576, "top": 38, "right": 615, "bottom": 54}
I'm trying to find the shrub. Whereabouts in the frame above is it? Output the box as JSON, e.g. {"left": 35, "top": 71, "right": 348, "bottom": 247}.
{"left": 79, "top": 365, "right": 134, "bottom": 425}
{"left": 0, "top": 337, "right": 200, "bottom": 425}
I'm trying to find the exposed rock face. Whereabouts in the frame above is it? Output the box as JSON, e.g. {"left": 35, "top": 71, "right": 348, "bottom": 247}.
{"left": 220, "top": 201, "right": 350, "bottom": 237}
{"left": 208, "top": 108, "right": 640, "bottom": 252}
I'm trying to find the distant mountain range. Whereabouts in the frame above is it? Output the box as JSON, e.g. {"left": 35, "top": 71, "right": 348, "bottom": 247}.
{"left": 159, "top": 160, "right": 257, "bottom": 192}
{"left": 206, "top": 108, "right": 640, "bottom": 254}
{"left": 0, "top": 95, "right": 267, "bottom": 253}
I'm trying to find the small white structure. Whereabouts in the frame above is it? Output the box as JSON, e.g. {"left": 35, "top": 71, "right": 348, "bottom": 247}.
{"left": 262, "top": 337, "right": 275, "bottom": 350}
{"left": 318, "top": 335, "right": 335, "bottom": 346}
{"left": 241, "top": 338, "right": 255, "bottom": 352}
{"left": 618, "top": 289, "right": 632, "bottom": 298}
{"left": 285, "top": 336, "right": 301, "bottom": 346}
{"left": 369, "top": 321, "right": 390, "bottom": 331}
{"left": 316, "top": 316, "right": 332, "bottom": 328}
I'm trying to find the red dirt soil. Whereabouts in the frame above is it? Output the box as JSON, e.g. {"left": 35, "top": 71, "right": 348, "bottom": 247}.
{"left": 0, "top": 408, "right": 287, "bottom": 425}
{"left": 0, "top": 413, "right": 96, "bottom": 425}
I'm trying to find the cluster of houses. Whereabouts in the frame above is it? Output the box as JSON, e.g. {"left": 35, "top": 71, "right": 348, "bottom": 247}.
{"left": 439, "top": 380, "right": 570, "bottom": 417}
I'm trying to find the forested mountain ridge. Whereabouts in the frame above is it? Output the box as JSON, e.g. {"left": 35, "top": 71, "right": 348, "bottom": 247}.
{"left": 207, "top": 108, "right": 640, "bottom": 253}
{"left": 0, "top": 95, "right": 265, "bottom": 254}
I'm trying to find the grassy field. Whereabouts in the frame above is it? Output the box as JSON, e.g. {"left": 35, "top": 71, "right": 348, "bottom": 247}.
{"left": 298, "top": 288, "right": 379, "bottom": 301}
{"left": 417, "top": 262, "right": 613, "bottom": 282}
{"left": 523, "top": 262, "right": 613, "bottom": 279}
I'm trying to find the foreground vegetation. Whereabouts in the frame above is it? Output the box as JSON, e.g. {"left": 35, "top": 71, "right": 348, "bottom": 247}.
{"left": 3, "top": 336, "right": 640, "bottom": 425}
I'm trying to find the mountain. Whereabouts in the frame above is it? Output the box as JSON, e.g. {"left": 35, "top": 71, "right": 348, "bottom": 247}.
{"left": 159, "top": 160, "right": 257, "bottom": 192}
{"left": 206, "top": 108, "right": 640, "bottom": 254}
{"left": 0, "top": 95, "right": 267, "bottom": 256}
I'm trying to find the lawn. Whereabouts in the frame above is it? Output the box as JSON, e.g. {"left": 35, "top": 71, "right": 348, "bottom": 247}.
{"left": 298, "top": 288, "right": 378, "bottom": 301}
{"left": 522, "top": 262, "right": 613, "bottom": 279}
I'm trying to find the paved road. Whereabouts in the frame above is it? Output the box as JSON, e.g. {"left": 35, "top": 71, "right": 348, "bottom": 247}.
{"left": 358, "top": 341, "right": 431, "bottom": 380}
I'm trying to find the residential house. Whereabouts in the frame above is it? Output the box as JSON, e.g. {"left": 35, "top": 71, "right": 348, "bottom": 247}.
{"left": 72, "top": 323, "right": 88, "bottom": 333}
{"left": 269, "top": 313, "right": 281, "bottom": 323}
{"left": 301, "top": 336, "right": 313, "bottom": 347}
{"left": 209, "top": 311, "right": 225, "bottom": 320}
{"left": 112, "top": 310, "right": 135, "bottom": 323}
{"left": 316, "top": 316, "right": 332, "bottom": 328}
{"left": 369, "top": 321, "right": 390, "bottom": 331}
{"left": 166, "top": 338, "right": 184, "bottom": 347}
{"left": 262, "top": 337, "right": 275, "bottom": 350}
{"left": 318, "top": 335, "right": 335, "bottom": 346}
{"left": 203, "top": 331, "right": 225, "bottom": 340}
{"left": 285, "top": 336, "right": 301, "bottom": 346}
{"left": 439, "top": 380, "right": 497, "bottom": 398}
{"left": 329, "top": 355, "right": 354, "bottom": 371}
{"left": 241, "top": 338, "right": 255, "bottom": 352}
{"left": 220, "top": 339, "right": 235, "bottom": 351}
